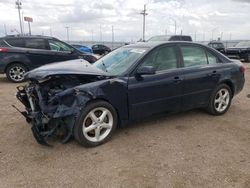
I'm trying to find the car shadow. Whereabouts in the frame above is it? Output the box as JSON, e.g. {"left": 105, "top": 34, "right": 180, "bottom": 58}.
{"left": 0, "top": 76, "right": 10, "bottom": 83}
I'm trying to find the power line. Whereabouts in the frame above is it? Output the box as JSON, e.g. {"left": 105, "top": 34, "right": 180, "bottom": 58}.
{"left": 140, "top": 4, "right": 148, "bottom": 41}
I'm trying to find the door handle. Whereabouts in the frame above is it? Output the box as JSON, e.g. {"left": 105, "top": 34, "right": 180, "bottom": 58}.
{"left": 173, "top": 76, "right": 183, "bottom": 83}
{"left": 208, "top": 70, "right": 217, "bottom": 77}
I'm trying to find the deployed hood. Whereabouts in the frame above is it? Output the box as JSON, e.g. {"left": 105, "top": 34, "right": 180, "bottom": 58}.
{"left": 26, "top": 59, "right": 110, "bottom": 80}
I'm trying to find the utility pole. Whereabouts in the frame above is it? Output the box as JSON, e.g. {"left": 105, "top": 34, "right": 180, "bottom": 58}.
{"left": 15, "top": 0, "right": 23, "bottom": 35}
{"left": 50, "top": 27, "right": 52, "bottom": 36}
{"left": 4, "top": 24, "right": 7, "bottom": 35}
{"left": 100, "top": 24, "right": 102, "bottom": 42}
{"left": 91, "top": 30, "right": 94, "bottom": 41}
{"left": 174, "top": 20, "right": 176, "bottom": 35}
{"left": 140, "top": 4, "right": 148, "bottom": 41}
{"left": 65, "top": 26, "right": 69, "bottom": 42}
{"left": 220, "top": 32, "right": 223, "bottom": 40}
{"left": 112, "top": 25, "right": 114, "bottom": 50}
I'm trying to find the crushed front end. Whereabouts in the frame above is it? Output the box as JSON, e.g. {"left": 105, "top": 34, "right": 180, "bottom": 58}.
{"left": 16, "top": 75, "right": 99, "bottom": 146}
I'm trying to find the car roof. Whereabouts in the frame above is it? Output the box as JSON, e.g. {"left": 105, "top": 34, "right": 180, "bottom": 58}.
{"left": 123, "top": 41, "right": 203, "bottom": 49}
{"left": 0, "top": 35, "right": 57, "bottom": 40}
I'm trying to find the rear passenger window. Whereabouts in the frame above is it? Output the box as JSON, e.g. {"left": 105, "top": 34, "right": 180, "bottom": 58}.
{"left": 207, "top": 51, "right": 218, "bottom": 64}
{"left": 181, "top": 46, "right": 207, "bottom": 67}
{"left": 25, "top": 39, "right": 47, "bottom": 50}
{"left": 141, "top": 46, "right": 177, "bottom": 71}
{"left": 5, "top": 38, "right": 25, "bottom": 47}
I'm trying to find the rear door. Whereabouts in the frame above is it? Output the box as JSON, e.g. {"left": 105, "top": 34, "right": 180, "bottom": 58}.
{"left": 128, "top": 45, "right": 183, "bottom": 119}
{"left": 178, "top": 44, "right": 221, "bottom": 109}
{"left": 23, "top": 38, "right": 56, "bottom": 69}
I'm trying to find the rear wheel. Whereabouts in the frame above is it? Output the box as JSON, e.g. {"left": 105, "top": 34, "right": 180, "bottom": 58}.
{"left": 6, "top": 63, "right": 27, "bottom": 83}
{"left": 207, "top": 84, "right": 232, "bottom": 115}
{"left": 74, "top": 101, "right": 118, "bottom": 147}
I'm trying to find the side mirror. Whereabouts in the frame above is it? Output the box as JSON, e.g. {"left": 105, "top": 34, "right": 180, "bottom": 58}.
{"left": 136, "top": 66, "right": 156, "bottom": 76}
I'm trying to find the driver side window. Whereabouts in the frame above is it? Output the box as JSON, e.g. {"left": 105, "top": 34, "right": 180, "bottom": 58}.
{"left": 141, "top": 46, "right": 177, "bottom": 72}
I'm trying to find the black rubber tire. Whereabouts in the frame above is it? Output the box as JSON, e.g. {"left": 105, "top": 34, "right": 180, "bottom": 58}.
{"left": 74, "top": 100, "right": 118, "bottom": 147}
{"left": 6, "top": 63, "right": 28, "bottom": 83}
{"left": 206, "top": 84, "right": 232, "bottom": 115}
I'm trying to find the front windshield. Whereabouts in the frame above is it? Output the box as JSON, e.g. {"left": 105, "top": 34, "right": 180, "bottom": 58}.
{"left": 235, "top": 41, "right": 250, "bottom": 48}
{"left": 93, "top": 47, "right": 147, "bottom": 75}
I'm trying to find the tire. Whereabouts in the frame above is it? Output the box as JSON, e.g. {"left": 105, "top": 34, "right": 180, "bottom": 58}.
{"left": 6, "top": 63, "right": 28, "bottom": 83}
{"left": 74, "top": 100, "right": 118, "bottom": 147}
{"left": 207, "top": 84, "right": 232, "bottom": 115}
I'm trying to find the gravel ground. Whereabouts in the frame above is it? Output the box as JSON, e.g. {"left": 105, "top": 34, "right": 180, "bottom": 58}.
{"left": 0, "top": 64, "right": 249, "bottom": 188}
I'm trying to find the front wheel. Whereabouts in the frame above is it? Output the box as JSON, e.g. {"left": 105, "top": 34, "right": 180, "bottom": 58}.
{"left": 74, "top": 101, "right": 118, "bottom": 147}
{"left": 6, "top": 63, "right": 28, "bottom": 83}
{"left": 207, "top": 84, "right": 232, "bottom": 115}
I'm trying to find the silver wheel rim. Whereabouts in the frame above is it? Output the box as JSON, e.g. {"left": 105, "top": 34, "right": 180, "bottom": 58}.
{"left": 82, "top": 107, "right": 113, "bottom": 142}
{"left": 214, "top": 88, "right": 230, "bottom": 112}
{"left": 9, "top": 66, "right": 26, "bottom": 82}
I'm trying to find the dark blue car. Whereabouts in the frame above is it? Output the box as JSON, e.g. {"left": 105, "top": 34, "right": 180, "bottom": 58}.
{"left": 16, "top": 42, "right": 245, "bottom": 147}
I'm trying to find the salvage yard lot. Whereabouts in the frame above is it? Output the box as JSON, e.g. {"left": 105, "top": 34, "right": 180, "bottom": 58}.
{"left": 0, "top": 64, "right": 250, "bottom": 188}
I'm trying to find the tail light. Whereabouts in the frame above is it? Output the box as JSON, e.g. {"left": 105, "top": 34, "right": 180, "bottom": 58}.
{"left": 0, "top": 48, "right": 8, "bottom": 52}
{"left": 240, "top": 65, "right": 246, "bottom": 73}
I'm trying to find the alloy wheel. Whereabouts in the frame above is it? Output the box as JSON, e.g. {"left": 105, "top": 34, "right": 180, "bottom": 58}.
{"left": 82, "top": 107, "right": 113, "bottom": 142}
{"left": 9, "top": 65, "right": 26, "bottom": 82}
{"left": 214, "top": 88, "right": 230, "bottom": 112}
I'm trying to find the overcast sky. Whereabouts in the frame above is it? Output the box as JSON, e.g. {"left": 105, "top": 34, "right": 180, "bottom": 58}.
{"left": 0, "top": 0, "right": 249, "bottom": 42}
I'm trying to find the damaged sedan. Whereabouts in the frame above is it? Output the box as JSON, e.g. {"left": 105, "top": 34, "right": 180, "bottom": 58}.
{"left": 16, "top": 42, "right": 245, "bottom": 147}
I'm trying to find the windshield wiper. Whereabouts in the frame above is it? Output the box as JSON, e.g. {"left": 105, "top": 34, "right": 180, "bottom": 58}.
{"left": 102, "top": 60, "right": 108, "bottom": 72}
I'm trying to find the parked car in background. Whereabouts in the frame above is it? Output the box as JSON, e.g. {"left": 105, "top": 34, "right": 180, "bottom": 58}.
{"left": 208, "top": 41, "right": 226, "bottom": 54}
{"left": 148, "top": 35, "right": 193, "bottom": 42}
{"left": 71, "top": 44, "right": 93, "bottom": 54}
{"left": 226, "top": 41, "right": 250, "bottom": 62}
{"left": 92, "top": 44, "right": 111, "bottom": 55}
{"left": 16, "top": 42, "right": 245, "bottom": 147}
{"left": 0, "top": 35, "right": 97, "bottom": 82}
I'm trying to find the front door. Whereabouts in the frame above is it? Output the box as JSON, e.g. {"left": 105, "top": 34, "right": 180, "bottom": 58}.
{"left": 128, "top": 45, "right": 183, "bottom": 120}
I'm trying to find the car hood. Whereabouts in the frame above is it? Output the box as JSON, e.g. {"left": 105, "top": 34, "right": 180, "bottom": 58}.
{"left": 26, "top": 59, "right": 110, "bottom": 80}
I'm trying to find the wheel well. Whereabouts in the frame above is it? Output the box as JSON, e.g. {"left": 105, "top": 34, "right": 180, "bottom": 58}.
{"left": 4, "top": 62, "right": 29, "bottom": 73}
{"left": 221, "top": 81, "right": 235, "bottom": 96}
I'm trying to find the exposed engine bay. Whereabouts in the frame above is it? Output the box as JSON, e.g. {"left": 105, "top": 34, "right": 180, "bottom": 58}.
{"left": 16, "top": 75, "right": 105, "bottom": 146}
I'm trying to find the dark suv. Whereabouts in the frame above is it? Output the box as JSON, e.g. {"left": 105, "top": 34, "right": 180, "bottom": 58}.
{"left": 208, "top": 41, "right": 226, "bottom": 54}
{"left": 226, "top": 41, "right": 250, "bottom": 62}
{"left": 0, "top": 35, "right": 97, "bottom": 82}
{"left": 92, "top": 44, "right": 111, "bottom": 55}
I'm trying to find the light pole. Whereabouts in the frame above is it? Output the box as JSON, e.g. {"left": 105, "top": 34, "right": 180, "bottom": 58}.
{"left": 169, "top": 17, "right": 177, "bottom": 35}
{"left": 140, "top": 4, "right": 148, "bottom": 41}
{"left": 112, "top": 25, "right": 114, "bottom": 50}
{"left": 211, "top": 28, "right": 217, "bottom": 41}
{"left": 15, "top": 0, "right": 23, "bottom": 35}
{"left": 65, "top": 26, "right": 69, "bottom": 42}
{"left": 4, "top": 24, "right": 7, "bottom": 35}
